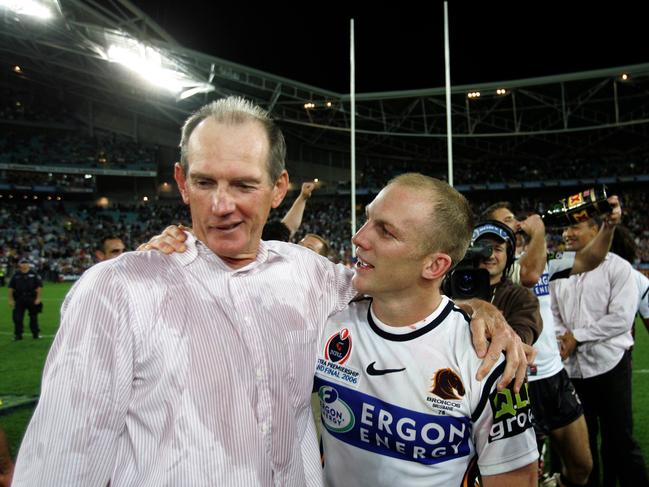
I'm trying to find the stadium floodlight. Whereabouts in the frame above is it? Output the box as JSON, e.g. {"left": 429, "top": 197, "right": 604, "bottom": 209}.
{"left": 106, "top": 34, "right": 214, "bottom": 97}
{"left": 0, "top": 0, "right": 54, "bottom": 19}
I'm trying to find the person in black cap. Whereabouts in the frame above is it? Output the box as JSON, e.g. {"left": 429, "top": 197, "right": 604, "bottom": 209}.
{"left": 473, "top": 220, "right": 542, "bottom": 347}
{"left": 7, "top": 258, "right": 42, "bottom": 340}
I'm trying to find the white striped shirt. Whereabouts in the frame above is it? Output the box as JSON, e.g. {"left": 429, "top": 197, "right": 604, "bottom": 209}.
{"left": 13, "top": 234, "right": 355, "bottom": 486}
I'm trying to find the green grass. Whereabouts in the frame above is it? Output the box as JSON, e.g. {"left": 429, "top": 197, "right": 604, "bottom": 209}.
{"left": 1, "top": 282, "right": 649, "bottom": 472}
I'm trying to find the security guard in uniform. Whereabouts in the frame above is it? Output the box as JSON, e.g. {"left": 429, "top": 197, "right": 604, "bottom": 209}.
{"left": 8, "top": 258, "right": 42, "bottom": 340}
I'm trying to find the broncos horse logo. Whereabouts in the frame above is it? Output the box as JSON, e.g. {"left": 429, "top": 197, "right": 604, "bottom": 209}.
{"left": 431, "top": 368, "right": 465, "bottom": 400}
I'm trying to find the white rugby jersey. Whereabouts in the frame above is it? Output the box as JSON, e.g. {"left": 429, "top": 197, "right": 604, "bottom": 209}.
{"left": 527, "top": 252, "right": 575, "bottom": 381}
{"left": 315, "top": 296, "right": 538, "bottom": 487}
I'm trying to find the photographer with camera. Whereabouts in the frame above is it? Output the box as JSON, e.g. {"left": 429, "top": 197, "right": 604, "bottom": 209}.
{"left": 470, "top": 221, "right": 543, "bottom": 345}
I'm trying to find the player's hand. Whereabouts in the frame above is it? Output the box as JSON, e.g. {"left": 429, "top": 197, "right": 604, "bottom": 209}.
{"left": 7, "top": 299, "right": 14, "bottom": 309}
{"left": 300, "top": 182, "right": 316, "bottom": 199}
{"left": 137, "top": 225, "right": 190, "bottom": 254}
{"left": 462, "top": 299, "right": 527, "bottom": 393}
{"left": 604, "top": 195, "right": 621, "bottom": 227}
{"left": 558, "top": 331, "right": 578, "bottom": 360}
{"left": 518, "top": 214, "right": 545, "bottom": 238}
{"left": 34, "top": 297, "right": 41, "bottom": 305}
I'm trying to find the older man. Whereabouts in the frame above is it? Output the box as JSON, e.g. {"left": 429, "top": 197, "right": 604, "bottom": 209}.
{"left": 14, "top": 97, "right": 525, "bottom": 487}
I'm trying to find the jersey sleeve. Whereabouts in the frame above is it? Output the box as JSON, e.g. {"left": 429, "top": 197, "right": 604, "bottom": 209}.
{"left": 547, "top": 251, "right": 575, "bottom": 281}
{"left": 471, "top": 363, "right": 538, "bottom": 476}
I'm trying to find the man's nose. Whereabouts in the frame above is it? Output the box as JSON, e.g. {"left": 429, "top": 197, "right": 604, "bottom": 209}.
{"left": 211, "top": 187, "right": 235, "bottom": 214}
{"left": 352, "top": 223, "right": 369, "bottom": 249}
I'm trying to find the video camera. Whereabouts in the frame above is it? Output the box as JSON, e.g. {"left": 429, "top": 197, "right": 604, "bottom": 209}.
{"left": 441, "top": 241, "right": 493, "bottom": 301}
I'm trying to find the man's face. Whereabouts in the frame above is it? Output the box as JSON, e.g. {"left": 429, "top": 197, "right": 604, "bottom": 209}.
{"left": 477, "top": 237, "right": 508, "bottom": 285}
{"left": 97, "top": 239, "right": 125, "bottom": 261}
{"left": 562, "top": 221, "right": 598, "bottom": 252}
{"left": 175, "top": 118, "right": 288, "bottom": 268}
{"left": 351, "top": 183, "right": 445, "bottom": 298}
{"left": 490, "top": 207, "right": 520, "bottom": 232}
{"left": 299, "top": 235, "right": 326, "bottom": 256}
{"left": 18, "top": 263, "right": 30, "bottom": 273}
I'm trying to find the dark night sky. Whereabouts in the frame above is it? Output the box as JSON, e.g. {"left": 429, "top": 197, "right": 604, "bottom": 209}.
{"left": 134, "top": 2, "right": 649, "bottom": 94}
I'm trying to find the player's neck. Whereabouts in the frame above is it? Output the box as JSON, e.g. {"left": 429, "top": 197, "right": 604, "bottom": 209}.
{"left": 371, "top": 290, "right": 443, "bottom": 327}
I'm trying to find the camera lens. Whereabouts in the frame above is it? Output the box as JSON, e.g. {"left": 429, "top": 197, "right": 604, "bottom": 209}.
{"left": 457, "top": 271, "right": 476, "bottom": 295}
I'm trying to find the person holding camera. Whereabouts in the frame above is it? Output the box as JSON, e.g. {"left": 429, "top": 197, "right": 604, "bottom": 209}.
{"left": 472, "top": 221, "right": 543, "bottom": 345}
{"left": 7, "top": 258, "right": 42, "bottom": 340}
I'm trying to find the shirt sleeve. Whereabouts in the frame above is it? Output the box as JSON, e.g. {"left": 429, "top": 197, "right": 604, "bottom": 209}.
{"left": 550, "top": 281, "right": 569, "bottom": 336}
{"left": 12, "top": 264, "right": 135, "bottom": 486}
{"left": 506, "top": 285, "right": 543, "bottom": 345}
{"left": 472, "top": 364, "right": 538, "bottom": 476}
{"left": 323, "top": 259, "right": 355, "bottom": 317}
{"left": 547, "top": 252, "right": 575, "bottom": 280}
{"left": 572, "top": 259, "right": 639, "bottom": 343}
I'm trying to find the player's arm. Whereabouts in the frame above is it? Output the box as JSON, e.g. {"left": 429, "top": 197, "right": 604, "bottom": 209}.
{"left": 571, "top": 195, "right": 621, "bottom": 275}
{"left": 281, "top": 181, "right": 315, "bottom": 238}
{"left": 482, "top": 462, "right": 536, "bottom": 487}
{"left": 517, "top": 214, "right": 547, "bottom": 288}
{"left": 34, "top": 286, "right": 42, "bottom": 305}
{"left": 7, "top": 287, "right": 14, "bottom": 308}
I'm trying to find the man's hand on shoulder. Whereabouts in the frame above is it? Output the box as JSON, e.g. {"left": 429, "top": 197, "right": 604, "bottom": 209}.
{"left": 137, "top": 225, "right": 190, "bottom": 254}
{"left": 457, "top": 298, "right": 529, "bottom": 393}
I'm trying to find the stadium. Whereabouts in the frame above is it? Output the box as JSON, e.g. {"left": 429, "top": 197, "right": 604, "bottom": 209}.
{"left": 1, "top": 1, "right": 648, "bottom": 486}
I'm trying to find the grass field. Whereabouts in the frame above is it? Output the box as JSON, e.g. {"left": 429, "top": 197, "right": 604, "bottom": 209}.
{"left": 2, "top": 282, "right": 649, "bottom": 476}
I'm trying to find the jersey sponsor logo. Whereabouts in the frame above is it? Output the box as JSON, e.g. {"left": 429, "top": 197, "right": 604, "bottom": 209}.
{"left": 319, "top": 385, "right": 355, "bottom": 433}
{"left": 366, "top": 362, "right": 406, "bottom": 376}
{"left": 315, "top": 378, "right": 471, "bottom": 465}
{"left": 324, "top": 328, "right": 352, "bottom": 364}
{"left": 488, "top": 382, "right": 533, "bottom": 442}
{"left": 316, "top": 358, "right": 361, "bottom": 388}
{"left": 533, "top": 272, "right": 550, "bottom": 297}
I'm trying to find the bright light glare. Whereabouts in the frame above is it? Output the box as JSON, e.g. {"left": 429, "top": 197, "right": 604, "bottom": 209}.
{"left": 108, "top": 44, "right": 186, "bottom": 93}
{"left": 0, "top": 0, "right": 53, "bottom": 19}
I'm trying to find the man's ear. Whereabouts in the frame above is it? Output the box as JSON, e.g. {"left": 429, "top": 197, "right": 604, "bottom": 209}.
{"left": 174, "top": 162, "right": 190, "bottom": 205}
{"left": 271, "top": 170, "right": 289, "bottom": 208}
{"left": 422, "top": 252, "right": 453, "bottom": 281}
{"left": 95, "top": 250, "right": 105, "bottom": 262}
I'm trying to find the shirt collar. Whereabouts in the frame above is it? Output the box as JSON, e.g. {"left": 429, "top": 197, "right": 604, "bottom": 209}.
{"left": 190, "top": 234, "right": 288, "bottom": 272}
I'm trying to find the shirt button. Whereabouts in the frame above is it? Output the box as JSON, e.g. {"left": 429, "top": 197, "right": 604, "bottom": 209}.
{"left": 260, "top": 422, "right": 268, "bottom": 434}
{"left": 255, "top": 368, "right": 263, "bottom": 380}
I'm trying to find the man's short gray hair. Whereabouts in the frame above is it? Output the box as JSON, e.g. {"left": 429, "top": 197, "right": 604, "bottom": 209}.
{"left": 179, "top": 96, "right": 286, "bottom": 182}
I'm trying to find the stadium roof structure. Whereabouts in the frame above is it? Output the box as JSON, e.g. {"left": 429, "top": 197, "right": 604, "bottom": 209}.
{"left": 2, "top": 0, "right": 649, "bottom": 172}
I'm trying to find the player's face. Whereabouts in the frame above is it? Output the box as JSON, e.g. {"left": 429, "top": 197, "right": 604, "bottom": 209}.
{"left": 101, "top": 239, "right": 125, "bottom": 261}
{"left": 299, "top": 235, "right": 326, "bottom": 256}
{"left": 351, "top": 184, "right": 434, "bottom": 298}
{"left": 562, "top": 221, "right": 598, "bottom": 252}
{"left": 491, "top": 207, "right": 520, "bottom": 232}
{"left": 18, "top": 263, "right": 30, "bottom": 273}
{"left": 175, "top": 118, "right": 288, "bottom": 268}
{"left": 478, "top": 237, "right": 508, "bottom": 285}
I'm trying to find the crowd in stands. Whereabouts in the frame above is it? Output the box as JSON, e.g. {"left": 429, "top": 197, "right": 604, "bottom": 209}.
{"left": 0, "top": 89, "right": 73, "bottom": 125}
{"left": 0, "top": 131, "right": 158, "bottom": 171}
{"left": 1, "top": 188, "right": 647, "bottom": 281}
{"left": 3, "top": 171, "right": 95, "bottom": 191}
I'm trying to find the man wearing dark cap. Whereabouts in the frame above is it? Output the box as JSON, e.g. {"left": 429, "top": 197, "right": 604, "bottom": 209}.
{"left": 7, "top": 259, "right": 42, "bottom": 340}
{"left": 473, "top": 221, "right": 542, "bottom": 345}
